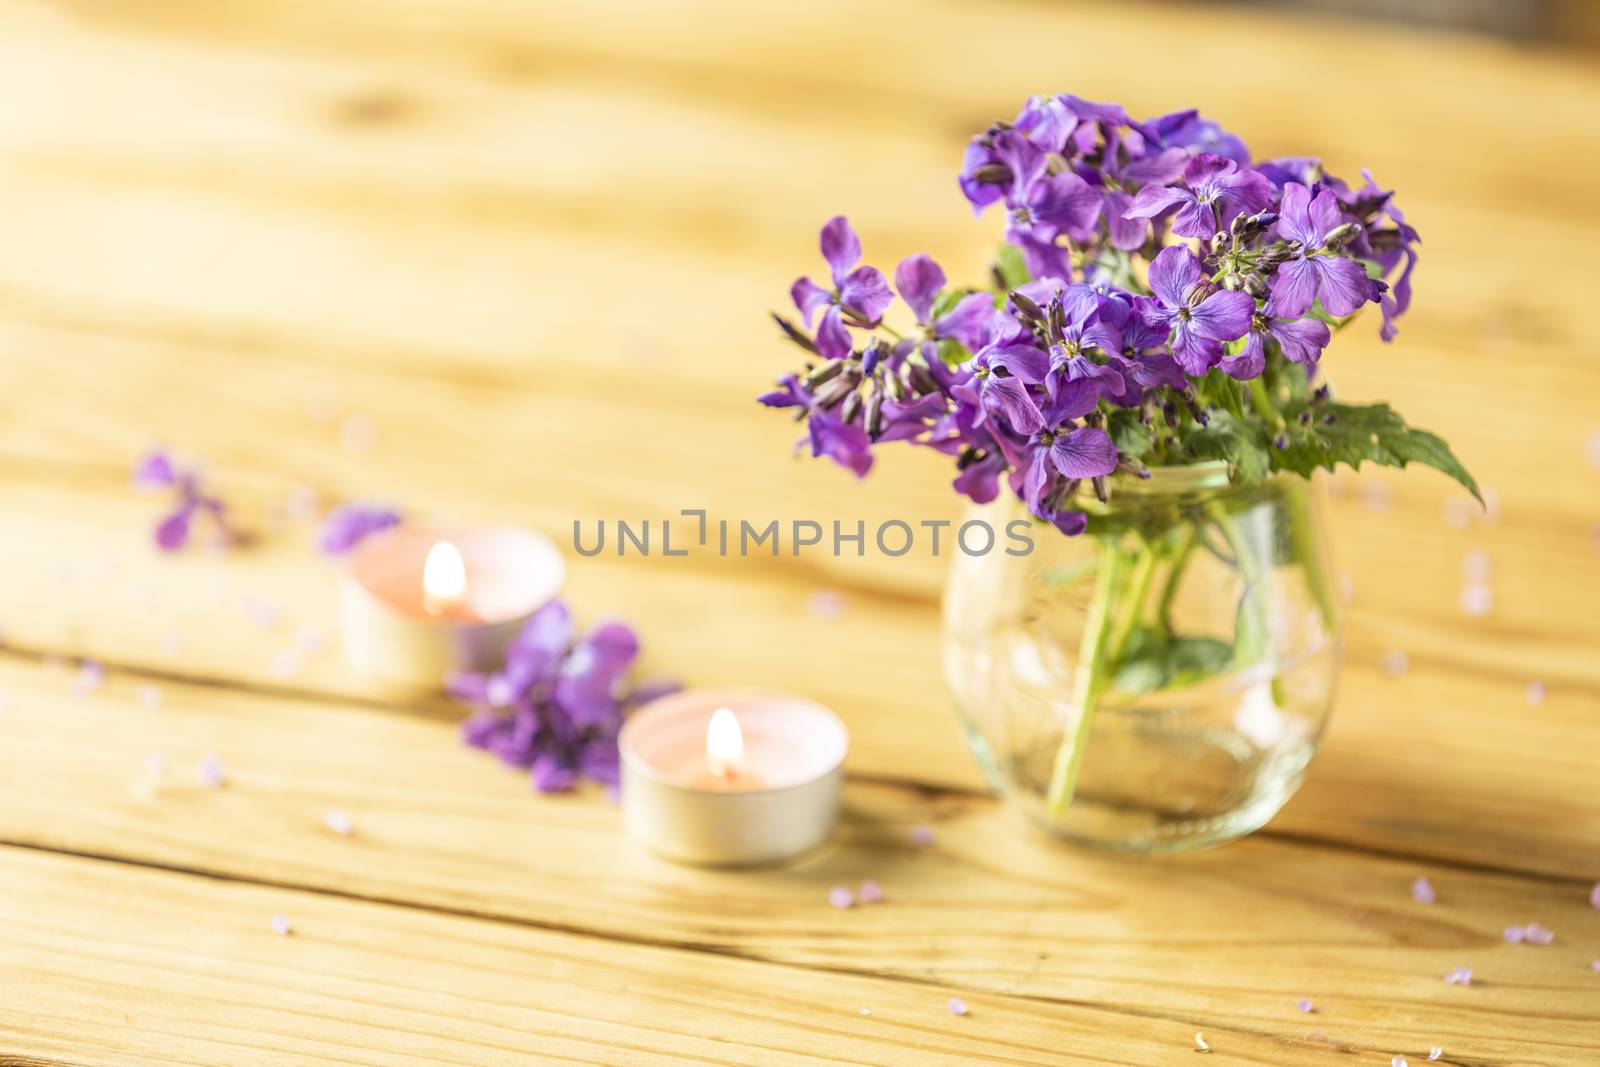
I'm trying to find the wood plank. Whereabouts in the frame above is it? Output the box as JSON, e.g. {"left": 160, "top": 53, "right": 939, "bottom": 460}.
{"left": 0, "top": 657, "right": 1595, "bottom": 1063}
{"left": 1, "top": 845, "right": 1311, "bottom": 1067}
{"left": 0, "top": 465, "right": 1596, "bottom": 881}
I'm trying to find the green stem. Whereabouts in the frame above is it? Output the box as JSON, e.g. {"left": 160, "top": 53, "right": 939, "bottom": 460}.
{"left": 1044, "top": 538, "right": 1127, "bottom": 817}
{"left": 1156, "top": 525, "right": 1196, "bottom": 636}
{"left": 1283, "top": 481, "right": 1337, "bottom": 633}
{"left": 1247, "top": 377, "right": 1283, "bottom": 429}
{"left": 1105, "top": 535, "right": 1157, "bottom": 668}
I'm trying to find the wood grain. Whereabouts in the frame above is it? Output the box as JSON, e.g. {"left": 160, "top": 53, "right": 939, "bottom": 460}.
{"left": 4, "top": 845, "right": 1338, "bottom": 1067}
{"left": 0, "top": 0, "right": 1596, "bottom": 1062}
{"left": 0, "top": 655, "right": 1596, "bottom": 1063}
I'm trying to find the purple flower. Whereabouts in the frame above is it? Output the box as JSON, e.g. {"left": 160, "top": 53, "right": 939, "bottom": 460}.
{"left": 895, "top": 254, "right": 997, "bottom": 356}
{"left": 318, "top": 502, "right": 402, "bottom": 556}
{"left": 954, "top": 342, "right": 1051, "bottom": 436}
{"left": 1124, "top": 154, "right": 1272, "bottom": 240}
{"left": 1042, "top": 284, "right": 1125, "bottom": 401}
{"left": 1220, "top": 313, "right": 1331, "bottom": 381}
{"left": 134, "top": 448, "right": 236, "bottom": 552}
{"left": 993, "top": 130, "right": 1101, "bottom": 249}
{"left": 455, "top": 600, "right": 659, "bottom": 794}
{"left": 809, "top": 410, "right": 874, "bottom": 477}
{"left": 1140, "top": 246, "right": 1255, "bottom": 375}
{"left": 1096, "top": 128, "right": 1189, "bottom": 250}
{"left": 790, "top": 217, "right": 895, "bottom": 360}
{"left": 1149, "top": 109, "right": 1252, "bottom": 164}
{"left": 1267, "top": 183, "right": 1376, "bottom": 318}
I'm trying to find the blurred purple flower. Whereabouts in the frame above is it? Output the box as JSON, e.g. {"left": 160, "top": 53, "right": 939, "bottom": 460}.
{"left": 790, "top": 216, "right": 894, "bottom": 360}
{"left": 133, "top": 448, "right": 237, "bottom": 552}
{"left": 453, "top": 598, "right": 672, "bottom": 793}
{"left": 318, "top": 502, "right": 402, "bottom": 555}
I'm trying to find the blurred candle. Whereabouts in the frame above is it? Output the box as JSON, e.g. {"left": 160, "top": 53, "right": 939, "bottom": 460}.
{"left": 338, "top": 523, "right": 563, "bottom": 691}
{"left": 620, "top": 689, "right": 847, "bottom": 866}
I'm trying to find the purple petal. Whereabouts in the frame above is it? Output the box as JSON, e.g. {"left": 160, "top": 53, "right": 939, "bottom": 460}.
{"left": 530, "top": 750, "right": 578, "bottom": 793}
{"left": 808, "top": 411, "right": 873, "bottom": 478}
{"left": 318, "top": 502, "right": 402, "bottom": 556}
{"left": 985, "top": 343, "right": 1050, "bottom": 384}
{"left": 1266, "top": 257, "right": 1319, "bottom": 318}
{"left": 1049, "top": 427, "right": 1117, "bottom": 479}
{"left": 819, "top": 216, "right": 860, "bottom": 283}
{"left": 1305, "top": 187, "right": 1344, "bottom": 245}
{"left": 1032, "top": 172, "right": 1101, "bottom": 234}
{"left": 815, "top": 306, "right": 852, "bottom": 361}
{"left": 1170, "top": 325, "right": 1222, "bottom": 377}
{"left": 154, "top": 506, "right": 194, "bottom": 552}
{"left": 984, "top": 375, "right": 1045, "bottom": 436}
{"left": 895, "top": 253, "right": 946, "bottom": 324}
{"left": 1270, "top": 316, "right": 1331, "bottom": 365}
{"left": 1169, "top": 199, "right": 1218, "bottom": 239}
{"left": 1219, "top": 331, "right": 1265, "bottom": 381}
{"left": 952, "top": 454, "right": 1003, "bottom": 505}
{"left": 1411, "top": 877, "right": 1436, "bottom": 904}
{"left": 828, "top": 885, "right": 854, "bottom": 909}
{"left": 1123, "top": 184, "right": 1190, "bottom": 222}
{"left": 1189, "top": 289, "right": 1255, "bottom": 342}
{"left": 1103, "top": 190, "right": 1147, "bottom": 251}
{"left": 1276, "top": 183, "right": 1318, "bottom": 246}
{"left": 838, "top": 265, "right": 894, "bottom": 323}
{"left": 1146, "top": 245, "right": 1202, "bottom": 308}
{"left": 133, "top": 449, "right": 178, "bottom": 488}
{"left": 1312, "top": 256, "right": 1374, "bottom": 317}
{"left": 946, "top": 997, "right": 968, "bottom": 1017}
{"left": 858, "top": 879, "right": 884, "bottom": 904}
{"left": 935, "top": 292, "right": 997, "bottom": 350}
{"left": 790, "top": 277, "right": 832, "bottom": 327}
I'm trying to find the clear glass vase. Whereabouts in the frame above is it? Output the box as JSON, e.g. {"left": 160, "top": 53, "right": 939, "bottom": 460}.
{"left": 942, "top": 463, "right": 1341, "bottom": 852}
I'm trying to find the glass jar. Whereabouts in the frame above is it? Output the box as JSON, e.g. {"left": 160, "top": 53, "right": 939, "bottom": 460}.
{"left": 942, "top": 464, "right": 1340, "bottom": 852}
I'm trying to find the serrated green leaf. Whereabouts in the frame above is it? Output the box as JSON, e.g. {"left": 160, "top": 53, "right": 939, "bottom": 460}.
{"left": 1185, "top": 412, "right": 1270, "bottom": 487}
{"left": 1111, "top": 628, "right": 1235, "bottom": 694}
{"left": 1274, "top": 402, "right": 1480, "bottom": 501}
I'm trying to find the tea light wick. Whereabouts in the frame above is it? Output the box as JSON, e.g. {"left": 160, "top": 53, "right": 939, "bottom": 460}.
{"left": 705, "top": 707, "right": 745, "bottom": 781}
{"left": 421, "top": 540, "right": 467, "bottom": 617}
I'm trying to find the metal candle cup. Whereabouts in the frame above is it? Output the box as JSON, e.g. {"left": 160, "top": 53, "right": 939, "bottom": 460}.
{"left": 338, "top": 523, "right": 564, "bottom": 691}
{"left": 619, "top": 689, "right": 848, "bottom": 866}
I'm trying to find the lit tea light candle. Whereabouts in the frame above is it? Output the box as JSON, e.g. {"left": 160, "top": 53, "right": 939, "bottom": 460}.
{"left": 620, "top": 689, "right": 848, "bottom": 866}
{"left": 338, "top": 523, "right": 563, "bottom": 691}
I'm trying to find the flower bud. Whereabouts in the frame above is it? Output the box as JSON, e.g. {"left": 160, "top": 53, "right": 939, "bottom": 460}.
{"left": 865, "top": 392, "right": 884, "bottom": 439}
{"left": 971, "top": 163, "right": 1014, "bottom": 185}
{"left": 773, "top": 313, "right": 818, "bottom": 354}
{"left": 1009, "top": 291, "right": 1045, "bottom": 324}
{"left": 804, "top": 359, "right": 845, "bottom": 388}
{"left": 839, "top": 390, "right": 863, "bottom": 424}
{"left": 1324, "top": 222, "right": 1360, "bottom": 249}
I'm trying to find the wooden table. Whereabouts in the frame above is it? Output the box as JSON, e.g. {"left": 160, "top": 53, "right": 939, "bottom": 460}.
{"left": 0, "top": 2, "right": 1596, "bottom": 1063}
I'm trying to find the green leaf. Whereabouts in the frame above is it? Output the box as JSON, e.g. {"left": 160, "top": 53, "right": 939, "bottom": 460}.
{"left": 994, "top": 243, "right": 1031, "bottom": 291}
{"left": 934, "top": 337, "right": 970, "bottom": 367}
{"left": 1197, "top": 370, "right": 1248, "bottom": 424}
{"left": 1184, "top": 411, "right": 1271, "bottom": 487}
{"left": 1111, "top": 628, "right": 1235, "bottom": 694}
{"left": 1107, "top": 409, "right": 1154, "bottom": 460}
{"left": 1274, "top": 402, "right": 1481, "bottom": 502}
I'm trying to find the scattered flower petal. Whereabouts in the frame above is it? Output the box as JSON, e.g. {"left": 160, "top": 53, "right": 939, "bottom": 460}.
{"left": 338, "top": 413, "right": 377, "bottom": 454}
{"left": 946, "top": 997, "right": 968, "bottom": 1016}
{"left": 1427, "top": 1049, "right": 1442, "bottom": 1062}
{"left": 1443, "top": 966, "right": 1472, "bottom": 986}
{"left": 1411, "top": 877, "right": 1436, "bottom": 904}
{"left": 1525, "top": 680, "right": 1547, "bottom": 707}
{"left": 72, "top": 660, "right": 104, "bottom": 696}
{"left": 323, "top": 808, "right": 354, "bottom": 836}
{"left": 1589, "top": 881, "right": 1600, "bottom": 910}
{"left": 1382, "top": 650, "right": 1410, "bottom": 678}
{"left": 859, "top": 1008, "right": 871, "bottom": 1016}
{"left": 859, "top": 879, "right": 884, "bottom": 904}
{"left": 806, "top": 589, "right": 847, "bottom": 620}
{"left": 270, "top": 914, "right": 291, "bottom": 936}
{"left": 828, "top": 886, "right": 855, "bottom": 909}
{"left": 910, "top": 825, "right": 935, "bottom": 845}
{"left": 1504, "top": 924, "right": 1525, "bottom": 944}
{"left": 199, "top": 753, "right": 226, "bottom": 789}
{"left": 1193, "top": 1032, "right": 1210, "bottom": 1053}
{"left": 1393, "top": 1057, "right": 1408, "bottom": 1067}
{"left": 137, "top": 685, "right": 162, "bottom": 710}
{"left": 1523, "top": 922, "right": 1554, "bottom": 945}
{"left": 1458, "top": 583, "right": 1493, "bottom": 618}
{"left": 1297, "top": 999, "right": 1314, "bottom": 1013}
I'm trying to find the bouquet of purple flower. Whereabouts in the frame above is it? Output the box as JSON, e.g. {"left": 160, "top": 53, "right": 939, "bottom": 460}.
{"left": 760, "top": 95, "right": 1478, "bottom": 819}
{"left": 759, "top": 93, "right": 1475, "bottom": 532}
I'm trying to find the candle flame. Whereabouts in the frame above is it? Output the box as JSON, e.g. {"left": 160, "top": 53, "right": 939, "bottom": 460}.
{"left": 422, "top": 540, "right": 467, "bottom": 616}
{"left": 706, "top": 707, "right": 744, "bottom": 779}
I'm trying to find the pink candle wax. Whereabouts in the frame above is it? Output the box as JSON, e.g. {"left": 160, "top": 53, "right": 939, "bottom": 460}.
{"left": 620, "top": 689, "right": 848, "bottom": 866}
